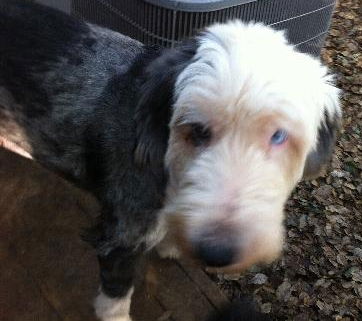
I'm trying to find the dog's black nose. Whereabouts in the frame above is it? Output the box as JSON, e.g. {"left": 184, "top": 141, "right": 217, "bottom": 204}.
{"left": 195, "top": 240, "right": 236, "bottom": 267}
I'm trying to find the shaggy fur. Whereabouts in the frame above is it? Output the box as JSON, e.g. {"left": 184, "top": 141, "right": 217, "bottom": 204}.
{"left": 0, "top": 1, "right": 340, "bottom": 320}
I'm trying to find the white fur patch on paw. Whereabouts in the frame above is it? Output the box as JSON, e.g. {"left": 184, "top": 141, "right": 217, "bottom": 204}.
{"left": 94, "top": 288, "right": 134, "bottom": 321}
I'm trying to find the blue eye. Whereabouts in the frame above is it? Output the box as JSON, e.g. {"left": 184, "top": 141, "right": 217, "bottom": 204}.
{"left": 270, "top": 129, "right": 288, "bottom": 145}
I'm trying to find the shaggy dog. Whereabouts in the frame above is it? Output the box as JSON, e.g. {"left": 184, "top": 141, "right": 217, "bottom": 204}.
{"left": 0, "top": 1, "right": 340, "bottom": 320}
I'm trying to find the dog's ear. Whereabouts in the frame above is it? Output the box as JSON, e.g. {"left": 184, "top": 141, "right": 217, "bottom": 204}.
{"left": 134, "top": 42, "right": 197, "bottom": 168}
{"left": 303, "top": 82, "right": 341, "bottom": 179}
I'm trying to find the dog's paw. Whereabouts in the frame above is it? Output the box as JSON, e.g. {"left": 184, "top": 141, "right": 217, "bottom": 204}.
{"left": 156, "top": 242, "right": 181, "bottom": 260}
{"left": 94, "top": 289, "right": 133, "bottom": 321}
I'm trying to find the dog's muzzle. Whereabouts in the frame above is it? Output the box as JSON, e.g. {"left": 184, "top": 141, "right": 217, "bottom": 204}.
{"left": 191, "top": 226, "right": 239, "bottom": 267}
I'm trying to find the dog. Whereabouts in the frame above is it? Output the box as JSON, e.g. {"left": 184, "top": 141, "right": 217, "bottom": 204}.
{"left": 0, "top": 1, "right": 341, "bottom": 320}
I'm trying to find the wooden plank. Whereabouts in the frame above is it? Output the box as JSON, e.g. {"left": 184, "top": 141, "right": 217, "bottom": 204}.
{"left": 132, "top": 281, "right": 167, "bottom": 321}
{"left": 0, "top": 150, "right": 99, "bottom": 321}
{"left": 0, "top": 149, "right": 167, "bottom": 321}
{"left": 0, "top": 148, "right": 227, "bottom": 321}
{"left": 177, "top": 261, "right": 228, "bottom": 310}
{"left": 151, "top": 256, "right": 217, "bottom": 321}
{"left": 0, "top": 251, "right": 63, "bottom": 321}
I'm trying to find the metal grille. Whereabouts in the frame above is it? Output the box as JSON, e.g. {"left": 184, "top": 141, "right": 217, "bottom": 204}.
{"left": 36, "top": 0, "right": 72, "bottom": 13}
{"left": 38, "top": 0, "right": 336, "bottom": 56}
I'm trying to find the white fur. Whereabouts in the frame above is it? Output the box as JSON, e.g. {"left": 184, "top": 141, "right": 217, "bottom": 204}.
{"left": 162, "top": 21, "right": 340, "bottom": 269}
{"left": 94, "top": 288, "right": 134, "bottom": 321}
{"left": 175, "top": 21, "right": 340, "bottom": 152}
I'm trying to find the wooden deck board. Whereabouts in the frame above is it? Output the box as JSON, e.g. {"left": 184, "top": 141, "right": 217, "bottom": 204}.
{"left": 0, "top": 251, "right": 63, "bottom": 321}
{"left": 0, "top": 148, "right": 227, "bottom": 321}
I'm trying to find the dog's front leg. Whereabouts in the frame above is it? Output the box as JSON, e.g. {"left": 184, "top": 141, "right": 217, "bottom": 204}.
{"left": 89, "top": 210, "right": 164, "bottom": 321}
{"left": 94, "top": 246, "right": 142, "bottom": 321}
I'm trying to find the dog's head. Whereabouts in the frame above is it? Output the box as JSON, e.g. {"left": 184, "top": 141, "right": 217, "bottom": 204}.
{"left": 136, "top": 21, "right": 341, "bottom": 271}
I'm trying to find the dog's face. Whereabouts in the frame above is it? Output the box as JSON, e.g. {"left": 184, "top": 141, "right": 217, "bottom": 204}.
{"left": 136, "top": 22, "right": 341, "bottom": 271}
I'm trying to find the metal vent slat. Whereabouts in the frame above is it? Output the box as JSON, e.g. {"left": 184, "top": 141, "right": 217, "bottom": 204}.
{"left": 42, "top": 0, "right": 337, "bottom": 57}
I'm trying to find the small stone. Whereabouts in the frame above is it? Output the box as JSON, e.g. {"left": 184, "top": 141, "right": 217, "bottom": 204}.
{"left": 355, "top": 234, "right": 362, "bottom": 242}
{"left": 260, "top": 302, "right": 272, "bottom": 314}
{"left": 249, "top": 273, "right": 268, "bottom": 285}
{"left": 356, "top": 284, "right": 362, "bottom": 297}
{"left": 326, "top": 205, "right": 351, "bottom": 215}
{"left": 356, "top": 184, "right": 362, "bottom": 194}
{"left": 276, "top": 280, "right": 292, "bottom": 302}
{"left": 295, "top": 313, "right": 310, "bottom": 321}
{"left": 299, "top": 214, "right": 307, "bottom": 229}
{"left": 344, "top": 267, "right": 361, "bottom": 280}
{"left": 299, "top": 291, "right": 311, "bottom": 305}
{"left": 316, "top": 300, "right": 324, "bottom": 310}
{"left": 351, "top": 269, "right": 362, "bottom": 283}
{"left": 352, "top": 248, "right": 362, "bottom": 258}
{"left": 316, "top": 300, "right": 334, "bottom": 314}
{"left": 344, "top": 182, "right": 356, "bottom": 190}
{"left": 331, "top": 169, "right": 349, "bottom": 178}
{"left": 312, "top": 185, "right": 334, "bottom": 204}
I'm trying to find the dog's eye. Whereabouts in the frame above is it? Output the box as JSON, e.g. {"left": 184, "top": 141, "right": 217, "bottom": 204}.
{"left": 270, "top": 129, "right": 288, "bottom": 145}
{"left": 189, "top": 123, "right": 211, "bottom": 147}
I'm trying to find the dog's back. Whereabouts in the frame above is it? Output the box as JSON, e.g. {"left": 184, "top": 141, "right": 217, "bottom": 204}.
{"left": 0, "top": 0, "right": 142, "bottom": 107}
{"left": 0, "top": 0, "right": 143, "bottom": 182}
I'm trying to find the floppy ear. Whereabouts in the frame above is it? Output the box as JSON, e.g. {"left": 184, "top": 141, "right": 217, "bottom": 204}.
{"left": 303, "top": 83, "right": 341, "bottom": 179}
{"left": 134, "top": 42, "right": 197, "bottom": 169}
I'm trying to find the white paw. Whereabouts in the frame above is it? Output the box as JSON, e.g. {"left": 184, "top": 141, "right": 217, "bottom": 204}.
{"left": 94, "top": 289, "right": 133, "bottom": 321}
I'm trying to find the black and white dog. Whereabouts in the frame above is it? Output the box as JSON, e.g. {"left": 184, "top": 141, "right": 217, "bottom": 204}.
{"left": 0, "top": 1, "right": 341, "bottom": 320}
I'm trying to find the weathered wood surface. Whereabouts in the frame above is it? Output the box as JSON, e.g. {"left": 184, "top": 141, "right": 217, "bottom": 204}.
{"left": 0, "top": 148, "right": 228, "bottom": 321}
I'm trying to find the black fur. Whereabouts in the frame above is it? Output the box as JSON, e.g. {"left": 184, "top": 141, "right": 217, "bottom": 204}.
{"left": 134, "top": 41, "right": 197, "bottom": 167}
{"left": 98, "top": 245, "right": 145, "bottom": 298}
{"left": 303, "top": 113, "right": 340, "bottom": 179}
{"left": 0, "top": 0, "right": 90, "bottom": 118}
{"left": 0, "top": 0, "right": 196, "bottom": 302}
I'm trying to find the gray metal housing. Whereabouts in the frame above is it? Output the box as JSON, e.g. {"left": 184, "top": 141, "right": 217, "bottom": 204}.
{"left": 38, "top": 0, "right": 336, "bottom": 56}
{"left": 144, "top": 0, "right": 257, "bottom": 12}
